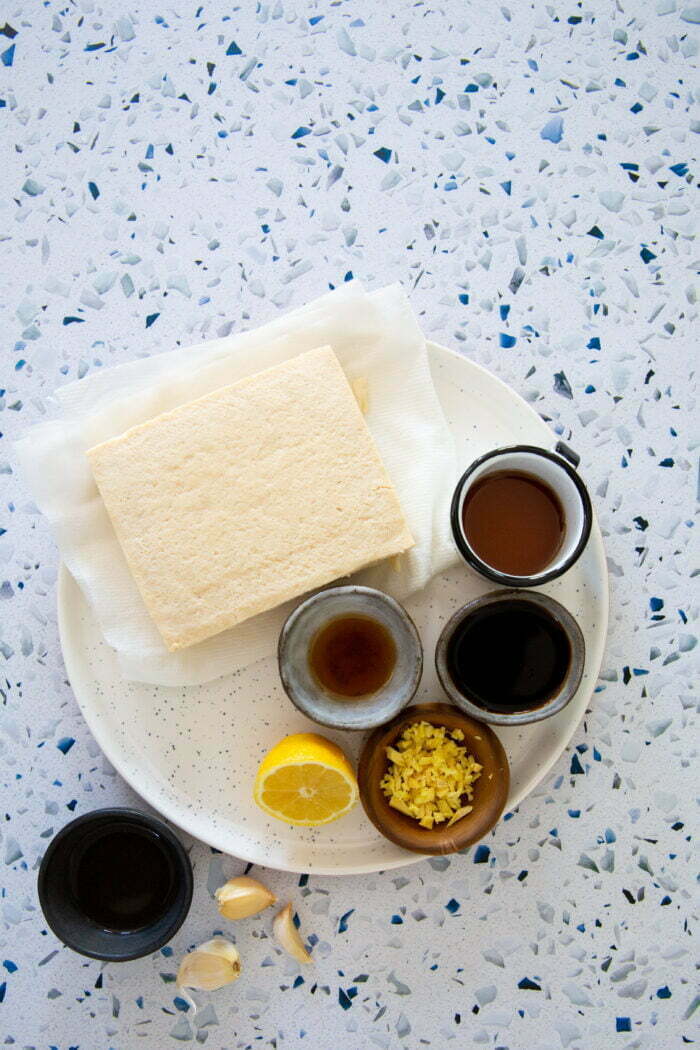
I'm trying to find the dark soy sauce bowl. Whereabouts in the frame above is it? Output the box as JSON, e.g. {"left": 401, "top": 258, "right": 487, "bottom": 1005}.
{"left": 435, "top": 591, "right": 585, "bottom": 726}
{"left": 38, "top": 808, "right": 193, "bottom": 961}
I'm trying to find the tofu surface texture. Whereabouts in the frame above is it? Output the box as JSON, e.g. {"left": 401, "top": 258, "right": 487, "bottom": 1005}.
{"left": 87, "top": 346, "right": 414, "bottom": 651}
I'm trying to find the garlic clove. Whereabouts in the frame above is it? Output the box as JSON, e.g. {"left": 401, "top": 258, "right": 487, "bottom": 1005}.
{"left": 272, "top": 902, "right": 312, "bottom": 964}
{"left": 215, "top": 875, "right": 276, "bottom": 920}
{"left": 177, "top": 937, "right": 242, "bottom": 991}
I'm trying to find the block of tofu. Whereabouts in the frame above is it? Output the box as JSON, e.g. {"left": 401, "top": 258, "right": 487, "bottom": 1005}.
{"left": 87, "top": 346, "right": 414, "bottom": 652}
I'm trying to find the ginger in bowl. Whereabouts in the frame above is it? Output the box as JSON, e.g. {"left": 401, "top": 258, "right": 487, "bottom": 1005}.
{"left": 358, "top": 702, "right": 509, "bottom": 855}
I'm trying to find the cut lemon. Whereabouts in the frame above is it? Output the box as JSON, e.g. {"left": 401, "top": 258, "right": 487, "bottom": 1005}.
{"left": 254, "top": 733, "right": 358, "bottom": 827}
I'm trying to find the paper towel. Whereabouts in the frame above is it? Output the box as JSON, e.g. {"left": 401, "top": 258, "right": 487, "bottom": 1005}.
{"left": 16, "top": 283, "right": 458, "bottom": 685}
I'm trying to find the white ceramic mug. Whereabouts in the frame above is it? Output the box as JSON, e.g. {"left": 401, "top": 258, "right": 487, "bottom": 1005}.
{"left": 450, "top": 442, "right": 593, "bottom": 587}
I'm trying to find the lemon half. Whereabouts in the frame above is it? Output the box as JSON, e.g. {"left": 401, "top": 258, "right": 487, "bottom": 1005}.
{"left": 253, "top": 733, "right": 358, "bottom": 827}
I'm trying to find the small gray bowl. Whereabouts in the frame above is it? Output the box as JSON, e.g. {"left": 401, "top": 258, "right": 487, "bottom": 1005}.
{"left": 435, "top": 590, "right": 585, "bottom": 726}
{"left": 278, "top": 585, "right": 423, "bottom": 731}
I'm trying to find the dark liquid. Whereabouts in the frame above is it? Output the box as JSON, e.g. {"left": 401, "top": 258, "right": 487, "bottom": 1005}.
{"left": 309, "top": 615, "right": 397, "bottom": 698}
{"left": 447, "top": 601, "right": 571, "bottom": 713}
{"left": 71, "top": 827, "right": 174, "bottom": 932}
{"left": 462, "top": 471, "right": 564, "bottom": 575}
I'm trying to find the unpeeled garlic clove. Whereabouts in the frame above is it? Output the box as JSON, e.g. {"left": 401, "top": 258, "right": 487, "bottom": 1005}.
{"left": 215, "top": 875, "right": 276, "bottom": 920}
{"left": 273, "top": 902, "right": 312, "bottom": 964}
{"left": 177, "top": 937, "right": 242, "bottom": 991}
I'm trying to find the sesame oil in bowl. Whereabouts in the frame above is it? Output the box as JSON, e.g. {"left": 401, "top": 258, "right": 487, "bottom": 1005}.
{"left": 278, "top": 586, "right": 422, "bottom": 731}
{"left": 308, "top": 614, "right": 397, "bottom": 699}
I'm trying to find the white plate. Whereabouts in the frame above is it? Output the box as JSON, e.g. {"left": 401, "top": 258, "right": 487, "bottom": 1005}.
{"left": 57, "top": 343, "right": 608, "bottom": 875}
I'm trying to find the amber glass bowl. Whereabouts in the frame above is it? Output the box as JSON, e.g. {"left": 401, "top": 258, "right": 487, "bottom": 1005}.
{"left": 358, "top": 702, "right": 510, "bottom": 856}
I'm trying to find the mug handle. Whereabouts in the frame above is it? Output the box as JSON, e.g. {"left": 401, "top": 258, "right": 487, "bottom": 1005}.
{"left": 555, "top": 440, "right": 580, "bottom": 469}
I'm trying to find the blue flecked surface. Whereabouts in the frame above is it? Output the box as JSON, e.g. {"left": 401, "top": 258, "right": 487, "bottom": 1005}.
{"left": 1, "top": 1, "right": 697, "bottom": 1047}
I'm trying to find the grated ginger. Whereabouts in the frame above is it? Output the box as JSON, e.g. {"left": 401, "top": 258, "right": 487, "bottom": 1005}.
{"left": 380, "top": 721, "right": 482, "bottom": 830}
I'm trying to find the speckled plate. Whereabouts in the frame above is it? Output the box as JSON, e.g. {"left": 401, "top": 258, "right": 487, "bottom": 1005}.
{"left": 57, "top": 343, "right": 608, "bottom": 875}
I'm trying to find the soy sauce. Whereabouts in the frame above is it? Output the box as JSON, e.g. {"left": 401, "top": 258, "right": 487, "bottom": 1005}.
{"left": 447, "top": 600, "right": 571, "bottom": 713}
{"left": 309, "top": 615, "right": 397, "bottom": 698}
{"left": 462, "top": 471, "right": 564, "bottom": 576}
{"left": 71, "top": 827, "right": 174, "bottom": 932}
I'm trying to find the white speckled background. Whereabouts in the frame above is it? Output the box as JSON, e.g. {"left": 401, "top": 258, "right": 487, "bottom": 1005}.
{"left": 1, "top": 1, "right": 697, "bottom": 1047}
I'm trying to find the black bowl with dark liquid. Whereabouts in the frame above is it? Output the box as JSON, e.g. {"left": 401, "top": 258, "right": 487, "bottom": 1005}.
{"left": 435, "top": 591, "right": 585, "bottom": 726}
{"left": 38, "top": 808, "right": 192, "bottom": 961}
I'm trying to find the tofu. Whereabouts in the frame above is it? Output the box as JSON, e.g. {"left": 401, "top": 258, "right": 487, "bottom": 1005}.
{"left": 87, "top": 347, "right": 414, "bottom": 651}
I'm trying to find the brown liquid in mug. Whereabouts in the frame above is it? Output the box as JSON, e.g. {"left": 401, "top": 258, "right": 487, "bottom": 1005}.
{"left": 462, "top": 470, "right": 564, "bottom": 576}
{"left": 309, "top": 615, "right": 397, "bottom": 698}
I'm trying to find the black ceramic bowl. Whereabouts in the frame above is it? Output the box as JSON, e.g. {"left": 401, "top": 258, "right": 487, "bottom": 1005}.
{"left": 38, "top": 808, "right": 193, "bottom": 961}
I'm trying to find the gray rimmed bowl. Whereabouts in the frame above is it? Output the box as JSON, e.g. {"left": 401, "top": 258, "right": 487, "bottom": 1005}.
{"left": 435, "top": 590, "right": 585, "bottom": 726}
{"left": 278, "top": 585, "right": 423, "bottom": 731}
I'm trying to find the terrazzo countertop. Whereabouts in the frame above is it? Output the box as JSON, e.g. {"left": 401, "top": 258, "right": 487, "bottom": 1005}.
{"left": 1, "top": 1, "right": 697, "bottom": 1047}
